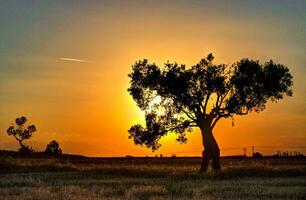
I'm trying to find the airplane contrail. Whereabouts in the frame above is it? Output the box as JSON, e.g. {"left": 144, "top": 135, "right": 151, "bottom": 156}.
{"left": 59, "top": 57, "right": 89, "bottom": 63}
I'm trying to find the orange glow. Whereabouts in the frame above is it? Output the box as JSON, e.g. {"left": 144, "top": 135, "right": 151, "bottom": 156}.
{"left": 0, "top": 1, "right": 305, "bottom": 157}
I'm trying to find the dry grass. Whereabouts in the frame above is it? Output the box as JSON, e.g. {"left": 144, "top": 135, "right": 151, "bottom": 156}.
{"left": 0, "top": 156, "right": 305, "bottom": 200}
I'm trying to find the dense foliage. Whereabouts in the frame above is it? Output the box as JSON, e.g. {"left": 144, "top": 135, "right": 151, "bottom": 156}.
{"left": 45, "top": 140, "right": 62, "bottom": 156}
{"left": 128, "top": 54, "right": 293, "bottom": 151}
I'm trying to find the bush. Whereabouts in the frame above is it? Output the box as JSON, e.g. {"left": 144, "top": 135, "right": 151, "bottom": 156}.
{"left": 45, "top": 140, "right": 62, "bottom": 156}
{"left": 18, "top": 145, "right": 34, "bottom": 154}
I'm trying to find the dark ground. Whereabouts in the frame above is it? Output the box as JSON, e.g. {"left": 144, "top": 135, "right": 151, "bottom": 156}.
{"left": 0, "top": 151, "right": 305, "bottom": 200}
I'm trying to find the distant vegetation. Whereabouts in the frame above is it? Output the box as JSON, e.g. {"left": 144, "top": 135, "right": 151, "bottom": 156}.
{"left": 44, "top": 140, "right": 62, "bottom": 156}
{"left": 6, "top": 116, "right": 63, "bottom": 156}
{"left": 6, "top": 116, "right": 37, "bottom": 154}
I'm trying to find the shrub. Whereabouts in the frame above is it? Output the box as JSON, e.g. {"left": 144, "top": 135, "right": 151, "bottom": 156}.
{"left": 18, "top": 145, "right": 34, "bottom": 154}
{"left": 45, "top": 140, "right": 62, "bottom": 156}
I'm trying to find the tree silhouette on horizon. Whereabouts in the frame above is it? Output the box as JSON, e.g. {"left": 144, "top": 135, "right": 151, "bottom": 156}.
{"left": 127, "top": 53, "right": 293, "bottom": 172}
{"left": 7, "top": 116, "right": 37, "bottom": 153}
{"left": 45, "top": 140, "right": 62, "bottom": 156}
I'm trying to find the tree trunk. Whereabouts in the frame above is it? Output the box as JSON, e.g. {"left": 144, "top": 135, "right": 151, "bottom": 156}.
{"left": 199, "top": 121, "right": 221, "bottom": 172}
{"left": 18, "top": 140, "right": 25, "bottom": 149}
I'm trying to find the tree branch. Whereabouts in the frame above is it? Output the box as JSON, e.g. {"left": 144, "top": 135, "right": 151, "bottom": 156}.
{"left": 180, "top": 107, "right": 197, "bottom": 122}
{"left": 13, "top": 134, "right": 22, "bottom": 142}
{"left": 235, "top": 109, "right": 250, "bottom": 115}
{"left": 211, "top": 115, "right": 222, "bottom": 130}
{"left": 164, "top": 120, "right": 196, "bottom": 132}
{"left": 203, "top": 93, "right": 211, "bottom": 114}
{"left": 215, "top": 93, "right": 221, "bottom": 108}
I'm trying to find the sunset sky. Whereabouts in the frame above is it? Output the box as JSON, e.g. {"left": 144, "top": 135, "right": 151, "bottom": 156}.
{"left": 0, "top": 0, "right": 305, "bottom": 157}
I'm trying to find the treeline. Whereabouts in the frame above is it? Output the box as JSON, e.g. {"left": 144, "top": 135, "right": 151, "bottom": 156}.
{"left": 274, "top": 151, "right": 305, "bottom": 158}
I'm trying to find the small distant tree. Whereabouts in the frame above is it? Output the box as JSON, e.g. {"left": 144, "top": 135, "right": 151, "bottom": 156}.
{"left": 127, "top": 53, "right": 293, "bottom": 172}
{"left": 7, "top": 116, "right": 37, "bottom": 153}
{"left": 45, "top": 140, "right": 62, "bottom": 156}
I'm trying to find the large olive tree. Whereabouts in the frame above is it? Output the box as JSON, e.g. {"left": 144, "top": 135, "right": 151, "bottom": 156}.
{"left": 127, "top": 54, "right": 293, "bottom": 172}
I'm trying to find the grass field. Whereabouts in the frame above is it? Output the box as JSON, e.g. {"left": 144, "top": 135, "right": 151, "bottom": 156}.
{"left": 0, "top": 155, "right": 305, "bottom": 200}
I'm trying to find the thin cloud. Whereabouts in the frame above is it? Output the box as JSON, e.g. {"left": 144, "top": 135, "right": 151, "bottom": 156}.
{"left": 59, "top": 57, "right": 89, "bottom": 63}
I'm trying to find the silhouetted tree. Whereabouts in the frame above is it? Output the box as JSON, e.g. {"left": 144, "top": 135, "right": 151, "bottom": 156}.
{"left": 44, "top": 140, "right": 62, "bottom": 156}
{"left": 127, "top": 53, "right": 293, "bottom": 172}
{"left": 7, "top": 116, "right": 37, "bottom": 153}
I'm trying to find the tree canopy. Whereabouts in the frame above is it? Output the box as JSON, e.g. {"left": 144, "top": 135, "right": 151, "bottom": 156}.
{"left": 45, "top": 140, "right": 62, "bottom": 156}
{"left": 127, "top": 54, "right": 293, "bottom": 151}
{"left": 7, "top": 116, "right": 37, "bottom": 148}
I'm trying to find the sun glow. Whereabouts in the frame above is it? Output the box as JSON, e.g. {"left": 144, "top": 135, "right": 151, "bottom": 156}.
{"left": 0, "top": 1, "right": 305, "bottom": 157}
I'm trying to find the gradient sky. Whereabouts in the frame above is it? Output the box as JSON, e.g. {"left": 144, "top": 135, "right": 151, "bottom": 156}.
{"left": 0, "top": 0, "right": 305, "bottom": 157}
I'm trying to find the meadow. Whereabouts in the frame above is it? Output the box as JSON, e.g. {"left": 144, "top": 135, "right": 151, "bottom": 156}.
{"left": 0, "top": 154, "right": 305, "bottom": 200}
